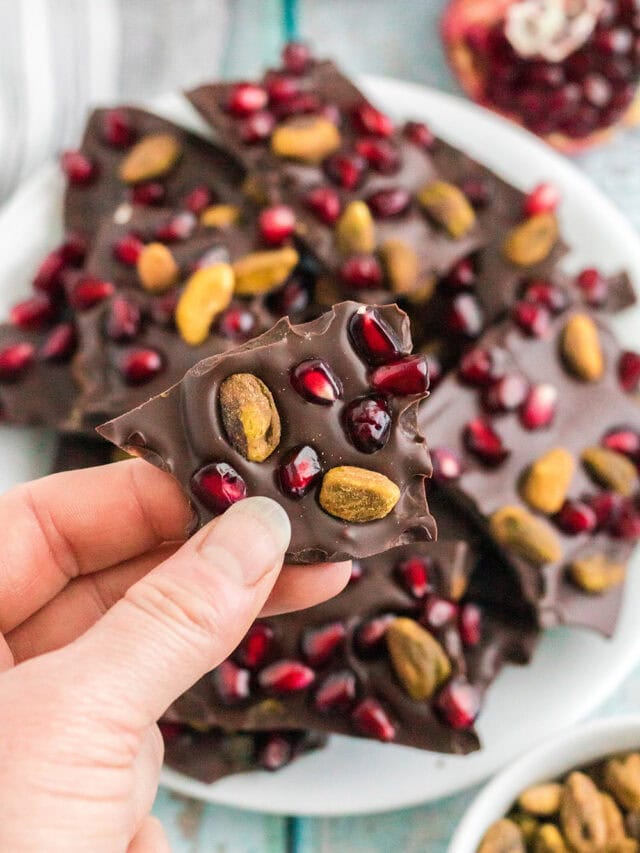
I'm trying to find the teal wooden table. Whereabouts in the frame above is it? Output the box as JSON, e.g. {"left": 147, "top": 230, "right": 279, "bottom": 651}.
{"left": 152, "top": 2, "right": 640, "bottom": 848}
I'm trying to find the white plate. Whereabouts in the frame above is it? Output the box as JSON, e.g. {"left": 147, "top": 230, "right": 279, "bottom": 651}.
{"left": 2, "top": 77, "right": 640, "bottom": 817}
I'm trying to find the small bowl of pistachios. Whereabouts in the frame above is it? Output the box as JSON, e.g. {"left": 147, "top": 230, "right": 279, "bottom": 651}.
{"left": 449, "top": 716, "right": 640, "bottom": 853}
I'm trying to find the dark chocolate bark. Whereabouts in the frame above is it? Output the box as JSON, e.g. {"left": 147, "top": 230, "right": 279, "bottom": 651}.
{"left": 98, "top": 301, "right": 435, "bottom": 563}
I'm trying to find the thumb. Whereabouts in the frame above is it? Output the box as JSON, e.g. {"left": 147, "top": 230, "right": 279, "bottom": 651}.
{"left": 67, "top": 496, "right": 290, "bottom": 728}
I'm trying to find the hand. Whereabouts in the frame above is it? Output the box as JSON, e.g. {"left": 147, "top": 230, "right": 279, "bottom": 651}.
{"left": 0, "top": 459, "right": 350, "bottom": 852}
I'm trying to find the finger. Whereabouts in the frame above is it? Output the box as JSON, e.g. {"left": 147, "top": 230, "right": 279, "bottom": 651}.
{"left": 127, "top": 816, "right": 170, "bottom": 853}
{"left": 0, "top": 459, "right": 192, "bottom": 633}
{"left": 129, "top": 726, "right": 164, "bottom": 834}
{"left": 261, "top": 561, "right": 352, "bottom": 616}
{"left": 0, "top": 635, "right": 14, "bottom": 672}
{"left": 67, "top": 497, "right": 291, "bottom": 728}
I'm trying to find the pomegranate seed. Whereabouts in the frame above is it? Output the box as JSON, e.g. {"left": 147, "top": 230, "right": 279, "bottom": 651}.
{"left": 428, "top": 353, "right": 443, "bottom": 390}
{"left": 423, "top": 595, "right": 459, "bottom": 629}
{"left": 305, "top": 186, "right": 341, "bottom": 225}
{"left": 482, "top": 373, "right": 529, "bottom": 413}
{"left": 612, "top": 498, "right": 640, "bottom": 540}
{"left": 459, "top": 346, "right": 505, "bottom": 386}
{"left": 0, "top": 342, "right": 35, "bottom": 381}
{"left": 577, "top": 268, "right": 608, "bottom": 307}
{"left": 584, "top": 73, "right": 613, "bottom": 108}
{"left": 403, "top": 120, "right": 435, "bottom": 149}
{"left": 459, "top": 604, "right": 482, "bottom": 647}
{"left": 619, "top": 351, "right": 640, "bottom": 392}
{"left": 151, "top": 292, "right": 179, "bottom": 327}
{"left": 227, "top": 82, "right": 268, "bottom": 115}
{"left": 183, "top": 184, "right": 212, "bottom": 215}
{"left": 587, "top": 491, "right": 625, "bottom": 530}
{"left": 596, "top": 27, "right": 633, "bottom": 53}
{"left": 272, "top": 93, "right": 321, "bottom": 120}
{"left": 156, "top": 211, "right": 196, "bottom": 243}
{"left": 120, "top": 348, "right": 164, "bottom": 386}
{"left": 464, "top": 418, "right": 509, "bottom": 465}
{"left": 265, "top": 72, "right": 300, "bottom": 103}
{"left": 431, "top": 447, "right": 464, "bottom": 483}
{"left": 214, "top": 660, "right": 250, "bottom": 704}
{"left": 113, "top": 232, "right": 144, "bottom": 266}
{"left": 351, "top": 698, "right": 396, "bottom": 742}
{"left": 258, "top": 734, "right": 293, "bottom": 771}
{"left": 258, "top": 660, "right": 315, "bottom": 694}
{"left": 447, "top": 293, "right": 484, "bottom": 337}
{"left": 131, "top": 182, "right": 166, "bottom": 206}
{"left": 524, "top": 183, "right": 560, "bottom": 216}
{"left": 370, "top": 355, "right": 429, "bottom": 396}
{"left": 61, "top": 150, "right": 96, "bottom": 185}
{"left": 557, "top": 500, "right": 597, "bottom": 535}
{"left": 445, "top": 258, "right": 476, "bottom": 290}
{"left": 59, "top": 232, "right": 87, "bottom": 266}
{"left": 102, "top": 108, "right": 135, "bottom": 147}
{"left": 348, "top": 306, "right": 404, "bottom": 365}
{"left": 436, "top": 679, "right": 481, "bottom": 730}
{"left": 70, "top": 278, "right": 115, "bottom": 310}
{"left": 314, "top": 670, "right": 357, "bottom": 713}
{"left": 218, "top": 304, "right": 256, "bottom": 340}
{"left": 355, "top": 137, "right": 400, "bottom": 174}
{"left": 158, "top": 722, "right": 185, "bottom": 743}
{"left": 291, "top": 358, "right": 342, "bottom": 404}
{"left": 278, "top": 445, "right": 322, "bottom": 498}
{"left": 259, "top": 204, "right": 296, "bottom": 245}
{"left": 10, "top": 294, "right": 56, "bottom": 331}
{"left": 339, "top": 255, "right": 383, "bottom": 290}
{"left": 603, "top": 427, "right": 640, "bottom": 460}
{"left": 349, "top": 560, "right": 364, "bottom": 583}
{"left": 40, "top": 323, "right": 76, "bottom": 362}
{"left": 519, "top": 383, "right": 558, "bottom": 430}
{"left": 366, "top": 187, "right": 410, "bottom": 219}
{"left": 268, "top": 277, "right": 309, "bottom": 318}
{"left": 323, "top": 151, "right": 367, "bottom": 190}
{"left": 235, "top": 622, "right": 274, "bottom": 669}
{"left": 523, "top": 280, "right": 569, "bottom": 314}
{"left": 33, "top": 250, "right": 65, "bottom": 296}
{"left": 459, "top": 177, "right": 491, "bottom": 209}
{"left": 105, "top": 296, "right": 141, "bottom": 342}
{"left": 344, "top": 395, "right": 392, "bottom": 453}
{"left": 355, "top": 614, "right": 395, "bottom": 655}
{"left": 239, "top": 111, "right": 276, "bottom": 143}
{"left": 513, "top": 301, "right": 551, "bottom": 337}
{"left": 302, "top": 621, "right": 346, "bottom": 667}
{"left": 281, "top": 41, "right": 311, "bottom": 75}
{"left": 351, "top": 102, "right": 393, "bottom": 137}
{"left": 191, "top": 462, "right": 247, "bottom": 514}
{"left": 395, "top": 555, "right": 431, "bottom": 598}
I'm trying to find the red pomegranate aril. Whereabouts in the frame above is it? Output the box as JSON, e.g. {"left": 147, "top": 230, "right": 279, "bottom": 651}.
{"left": 447, "top": 293, "right": 484, "bottom": 338}
{"left": 239, "top": 110, "right": 276, "bottom": 144}
{"left": 218, "top": 304, "right": 256, "bottom": 341}
{"left": 131, "top": 182, "right": 166, "bottom": 206}
{"left": 61, "top": 150, "right": 96, "bottom": 185}
{"left": 351, "top": 102, "right": 394, "bottom": 137}
{"left": 102, "top": 108, "right": 135, "bottom": 148}
{"left": 584, "top": 72, "right": 613, "bottom": 107}
{"left": 183, "top": 184, "right": 212, "bottom": 215}
{"left": 431, "top": 447, "right": 464, "bottom": 484}
{"left": 464, "top": 418, "right": 509, "bottom": 466}
{"left": 323, "top": 151, "right": 367, "bottom": 191}
{"left": 158, "top": 722, "right": 185, "bottom": 744}
{"left": 355, "top": 137, "right": 400, "bottom": 174}
{"left": 355, "top": 613, "right": 395, "bottom": 655}
{"left": 106, "top": 296, "right": 141, "bottom": 342}
{"left": 314, "top": 670, "right": 357, "bottom": 713}
{"left": 0, "top": 342, "right": 35, "bottom": 381}
{"left": 305, "top": 186, "right": 341, "bottom": 224}
{"left": 370, "top": 355, "right": 429, "bottom": 396}
{"left": 70, "top": 278, "right": 115, "bottom": 310}
{"left": 227, "top": 82, "right": 268, "bottom": 115}
{"left": 265, "top": 72, "right": 300, "bottom": 104}
{"left": 40, "top": 323, "right": 76, "bottom": 362}
{"left": 271, "top": 277, "right": 310, "bottom": 318}
{"left": 519, "top": 383, "right": 558, "bottom": 430}
{"left": 513, "top": 301, "right": 551, "bottom": 337}
{"left": 603, "top": 427, "right": 640, "bottom": 460}
{"left": 113, "top": 232, "right": 144, "bottom": 266}
{"left": 482, "top": 373, "right": 529, "bottom": 413}
{"left": 151, "top": 292, "right": 179, "bottom": 327}
{"left": 459, "top": 346, "right": 504, "bottom": 386}
{"left": 281, "top": 41, "right": 311, "bottom": 75}
{"left": 156, "top": 211, "right": 197, "bottom": 243}
{"left": 120, "top": 348, "right": 163, "bottom": 386}
{"left": 366, "top": 187, "right": 411, "bottom": 219}
{"left": 33, "top": 250, "right": 65, "bottom": 296}
{"left": 302, "top": 621, "right": 346, "bottom": 667}
{"left": 577, "top": 268, "right": 608, "bottom": 307}
{"left": 258, "top": 734, "right": 293, "bottom": 771}
{"left": 557, "top": 500, "right": 598, "bottom": 535}
{"left": 395, "top": 555, "right": 431, "bottom": 598}
{"left": 339, "top": 255, "right": 383, "bottom": 290}
{"left": 428, "top": 353, "right": 444, "bottom": 390}
{"left": 351, "top": 698, "right": 396, "bottom": 742}
{"left": 344, "top": 395, "right": 392, "bottom": 453}
{"left": 214, "top": 660, "right": 250, "bottom": 704}
{"left": 523, "top": 280, "right": 570, "bottom": 314}
{"left": 258, "top": 660, "right": 315, "bottom": 694}
{"left": 423, "top": 595, "right": 459, "bottom": 630}
{"left": 459, "top": 604, "right": 482, "bottom": 647}
{"left": 273, "top": 93, "right": 321, "bottom": 120}
{"left": 235, "top": 622, "right": 274, "bottom": 670}
{"left": 436, "top": 679, "right": 481, "bottom": 730}
{"left": 459, "top": 177, "right": 491, "bottom": 209}
{"left": 59, "top": 232, "right": 87, "bottom": 266}
{"left": 259, "top": 204, "right": 296, "bottom": 245}
{"left": 348, "top": 306, "right": 404, "bottom": 365}
{"left": 619, "top": 350, "right": 640, "bottom": 392}
{"left": 445, "top": 258, "right": 476, "bottom": 290}
{"left": 403, "top": 120, "right": 435, "bottom": 149}
{"left": 612, "top": 498, "right": 640, "bottom": 540}
{"left": 10, "top": 294, "right": 56, "bottom": 331}
{"left": 279, "top": 445, "right": 322, "bottom": 498}
{"left": 349, "top": 560, "right": 364, "bottom": 584}
{"left": 596, "top": 26, "right": 633, "bottom": 53}
{"left": 191, "top": 462, "right": 247, "bottom": 514}
{"left": 291, "top": 358, "right": 342, "bottom": 405}
{"left": 588, "top": 491, "right": 625, "bottom": 530}
{"left": 524, "top": 183, "right": 560, "bottom": 216}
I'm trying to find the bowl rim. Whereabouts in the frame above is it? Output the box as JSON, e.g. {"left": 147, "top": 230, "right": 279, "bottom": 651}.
{"left": 448, "top": 714, "right": 640, "bottom": 853}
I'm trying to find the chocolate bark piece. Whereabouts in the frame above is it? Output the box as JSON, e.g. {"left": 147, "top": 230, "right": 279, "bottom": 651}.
{"left": 64, "top": 107, "right": 244, "bottom": 239}
{"left": 421, "top": 302, "right": 640, "bottom": 636}
{"left": 98, "top": 301, "right": 435, "bottom": 563}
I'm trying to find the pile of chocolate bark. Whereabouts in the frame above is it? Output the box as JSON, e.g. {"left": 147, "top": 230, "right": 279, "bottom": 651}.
{"left": 5, "top": 42, "right": 640, "bottom": 783}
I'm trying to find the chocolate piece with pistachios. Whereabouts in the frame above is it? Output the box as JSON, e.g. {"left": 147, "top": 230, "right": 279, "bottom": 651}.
{"left": 98, "top": 301, "right": 435, "bottom": 562}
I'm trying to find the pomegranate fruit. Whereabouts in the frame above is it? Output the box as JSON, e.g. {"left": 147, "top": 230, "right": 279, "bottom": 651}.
{"left": 235, "top": 622, "right": 273, "bottom": 670}
{"left": 120, "top": 348, "right": 164, "bottom": 385}
{"left": 422, "top": 595, "right": 459, "bottom": 629}
{"left": 214, "top": 660, "right": 250, "bottom": 704}
{"left": 351, "top": 698, "right": 396, "bottom": 742}
{"left": 348, "top": 306, "right": 405, "bottom": 365}
{"left": 314, "top": 670, "right": 357, "bottom": 713}
{"left": 278, "top": 444, "right": 323, "bottom": 497}
{"left": 40, "top": 323, "right": 76, "bottom": 362}
{"left": 344, "top": 395, "right": 392, "bottom": 453}
{"left": 291, "top": 358, "right": 343, "bottom": 404}
{"left": 258, "top": 660, "right": 315, "bottom": 694}
{"left": 10, "top": 295, "right": 56, "bottom": 332}
{"left": 191, "top": 462, "right": 247, "bottom": 514}
{"left": 301, "top": 622, "right": 346, "bottom": 667}
{"left": 435, "top": 678, "right": 481, "bottom": 729}
{"left": 370, "top": 355, "right": 430, "bottom": 396}
{"left": 395, "top": 555, "right": 432, "bottom": 598}
{"left": 258, "top": 734, "right": 293, "bottom": 771}
{"left": 0, "top": 342, "right": 35, "bottom": 381}
{"left": 431, "top": 447, "right": 465, "bottom": 483}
